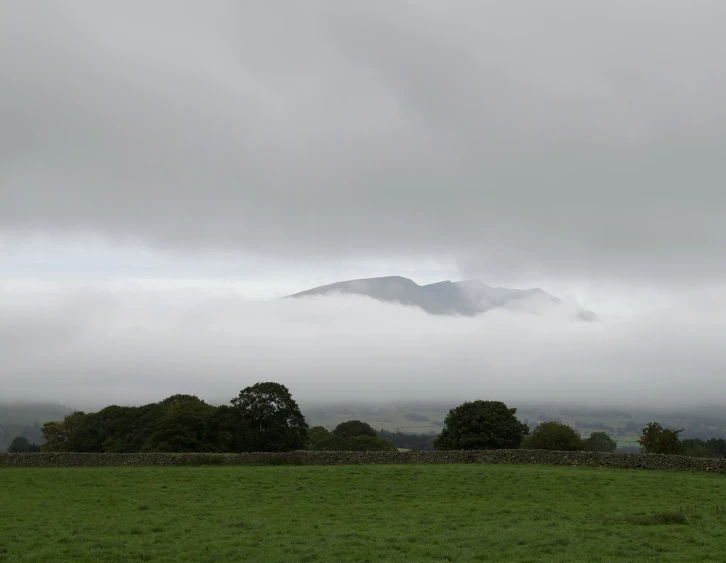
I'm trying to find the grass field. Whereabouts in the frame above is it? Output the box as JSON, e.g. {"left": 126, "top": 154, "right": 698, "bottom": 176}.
{"left": 612, "top": 434, "right": 641, "bottom": 449}
{"left": 303, "top": 409, "right": 446, "bottom": 434}
{"left": 2, "top": 464, "right": 726, "bottom": 562}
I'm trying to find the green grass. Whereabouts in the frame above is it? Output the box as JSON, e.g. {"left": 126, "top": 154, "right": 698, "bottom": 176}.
{"left": 2, "top": 464, "right": 726, "bottom": 562}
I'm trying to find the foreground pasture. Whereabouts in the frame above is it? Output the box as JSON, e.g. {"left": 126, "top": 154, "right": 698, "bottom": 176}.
{"left": 1, "top": 464, "right": 725, "bottom": 562}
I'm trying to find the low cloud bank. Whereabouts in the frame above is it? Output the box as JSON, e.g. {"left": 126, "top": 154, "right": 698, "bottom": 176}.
{"left": 1, "top": 287, "right": 724, "bottom": 409}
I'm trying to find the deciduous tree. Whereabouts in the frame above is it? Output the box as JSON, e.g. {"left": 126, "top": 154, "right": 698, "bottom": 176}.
{"left": 637, "top": 422, "right": 683, "bottom": 454}
{"left": 230, "top": 382, "right": 308, "bottom": 452}
{"left": 146, "top": 395, "right": 216, "bottom": 452}
{"left": 583, "top": 431, "right": 617, "bottom": 453}
{"left": 521, "top": 422, "right": 584, "bottom": 451}
{"left": 306, "top": 425, "right": 396, "bottom": 451}
{"left": 41, "top": 411, "right": 88, "bottom": 452}
{"left": 434, "top": 400, "right": 528, "bottom": 450}
{"left": 332, "top": 420, "right": 376, "bottom": 438}
{"left": 7, "top": 436, "right": 40, "bottom": 453}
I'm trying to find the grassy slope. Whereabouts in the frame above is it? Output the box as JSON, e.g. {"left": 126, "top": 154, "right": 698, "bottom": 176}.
{"left": 2, "top": 465, "right": 726, "bottom": 562}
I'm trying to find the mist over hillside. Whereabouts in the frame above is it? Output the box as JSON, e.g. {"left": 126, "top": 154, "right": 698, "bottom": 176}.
{"left": 5, "top": 397, "right": 726, "bottom": 455}
{"left": 2, "top": 285, "right": 726, "bottom": 408}
{"left": 289, "top": 276, "right": 596, "bottom": 320}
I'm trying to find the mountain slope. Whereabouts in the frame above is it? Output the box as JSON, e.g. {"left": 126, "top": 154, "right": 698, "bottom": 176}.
{"left": 288, "top": 276, "right": 595, "bottom": 320}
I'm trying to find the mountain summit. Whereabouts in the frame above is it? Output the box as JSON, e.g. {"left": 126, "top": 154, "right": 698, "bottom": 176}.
{"left": 288, "top": 276, "right": 595, "bottom": 320}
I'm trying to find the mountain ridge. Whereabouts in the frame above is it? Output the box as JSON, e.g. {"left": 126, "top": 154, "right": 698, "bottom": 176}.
{"left": 288, "top": 276, "right": 595, "bottom": 320}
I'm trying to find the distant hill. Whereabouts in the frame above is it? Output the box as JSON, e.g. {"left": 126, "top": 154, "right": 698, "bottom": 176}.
{"left": 288, "top": 276, "right": 595, "bottom": 320}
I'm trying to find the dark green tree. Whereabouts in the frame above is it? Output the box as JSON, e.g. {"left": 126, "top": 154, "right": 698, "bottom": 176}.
{"left": 521, "top": 422, "right": 584, "bottom": 451}
{"left": 332, "top": 420, "right": 377, "bottom": 438}
{"left": 160, "top": 394, "right": 203, "bottom": 407}
{"left": 92, "top": 404, "right": 164, "bottom": 453}
{"left": 306, "top": 426, "right": 396, "bottom": 451}
{"left": 681, "top": 439, "right": 713, "bottom": 458}
{"left": 434, "top": 400, "right": 529, "bottom": 451}
{"left": 309, "top": 433, "right": 346, "bottom": 451}
{"left": 306, "top": 426, "right": 340, "bottom": 450}
{"left": 146, "top": 396, "right": 217, "bottom": 452}
{"left": 7, "top": 436, "right": 40, "bottom": 453}
{"left": 705, "top": 438, "right": 726, "bottom": 457}
{"left": 637, "top": 422, "right": 683, "bottom": 454}
{"left": 65, "top": 404, "right": 165, "bottom": 453}
{"left": 230, "top": 382, "right": 308, "bottom": 452}
{"left": 583, "top": 431, "right": 617, "bottom": 453}
{"left": 345, "top": 435, "right": 397, "bottom": 451}
{"left": 204, "top": 405, "right": 247, "bottom": 452}
{"left": 41, "top": 411, "right": 89, "bottom": 452}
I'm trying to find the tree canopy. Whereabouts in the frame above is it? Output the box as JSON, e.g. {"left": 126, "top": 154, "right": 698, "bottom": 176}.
{"left": 146, "top": 396, "right": 217, "bottom": 452}
{"left": 583, "top": 431, "right": 617, "bottom": 453}
{"left": 229, "top": 382, "right": 308, "bottom": 452}
{"left": 307, "top": 423, "right": 396, "bottom": 451}
{"left": 638, "top": 422, "right": 683, "bottom": 455}
{"left": 682, "top": 438, "right": 726, "bottom": 458}
{"left": 41, "top": 382, "right": 309, "bottom": 453}
{"left": 434, "top": 400, "right": 529, "bottom": 451}
{"left": 521, "top": 422, "right": 584, "bottom": 451}
{"left": 333, "top": 420, "right": 377, "bottom": 438}
{"left": 7, "top": 436, "right": 40, "bottom": 453}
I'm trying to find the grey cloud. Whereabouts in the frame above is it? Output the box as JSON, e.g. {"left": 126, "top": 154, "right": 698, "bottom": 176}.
{"left": 1, "top": 287, "right": 724, "bottom": 409}
{"left": 2, "top": 1, "right": 726, "bottom": 283}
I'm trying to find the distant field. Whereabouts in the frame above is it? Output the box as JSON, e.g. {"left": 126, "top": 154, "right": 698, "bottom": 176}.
{"left": 303, "top": 405, "right": 647, "bottom": 438}
{"left": 2, "top": 465, "right": 726, "bottom": 562}
{"left": 304, "top": 409, "right": 447, "bottom": 434}
{"left": 613, "top": 435, "right": 641, "bottom": 448}
{"left": 304, "top": 408, "right": 646, "bottom": 450}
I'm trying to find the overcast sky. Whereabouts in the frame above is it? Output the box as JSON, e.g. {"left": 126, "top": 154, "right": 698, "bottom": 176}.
{"left": 2, "top": 2, "right": 726, "bottom": 407}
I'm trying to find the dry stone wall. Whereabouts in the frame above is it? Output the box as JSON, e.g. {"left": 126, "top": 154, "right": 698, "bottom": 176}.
{"left": 2, "top": 450, "right": 726, "bottom": 472}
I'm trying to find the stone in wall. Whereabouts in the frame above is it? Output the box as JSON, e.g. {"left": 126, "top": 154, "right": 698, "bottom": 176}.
{"left": 2, "top": 450, "right": 726, "bottom": 472}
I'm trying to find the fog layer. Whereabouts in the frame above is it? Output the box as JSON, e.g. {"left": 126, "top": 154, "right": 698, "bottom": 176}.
{"left": 2, "top": 287, "right": 723, "bottom": 409}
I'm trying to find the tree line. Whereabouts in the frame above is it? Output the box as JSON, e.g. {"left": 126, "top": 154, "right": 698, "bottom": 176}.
{"left": 433, "top": 401, "right": 726, "bottom": 457}
{"left": 35, "top": 383, "right": 400, "bottom": 454}
{"left": 6, "top": 386, "right": 726, "bottom": 456}
{"left": 40, "top": 383, "right": 309, "bottom": 453}
{"left": 6, "top": 436, "right": 41, "bottom": 453}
